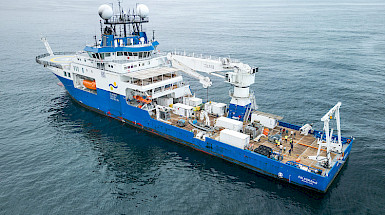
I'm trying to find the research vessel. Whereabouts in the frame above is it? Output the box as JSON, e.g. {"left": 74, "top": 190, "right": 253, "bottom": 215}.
{"left": 36, "top": 3, "right": 353, "bottom": 193}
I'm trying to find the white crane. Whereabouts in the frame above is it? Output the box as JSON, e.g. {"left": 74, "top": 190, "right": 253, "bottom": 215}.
{"left": 169, "top": 54, "right": 212, "bottom": 88}
{"left": 308, "top": 102, "right": 342, "bottom": 168}
{"left": 167, "top": 52, "right": 258, "bottom": 121}
{"left": 41, "top": 36, "right": 54, "bottom": 56}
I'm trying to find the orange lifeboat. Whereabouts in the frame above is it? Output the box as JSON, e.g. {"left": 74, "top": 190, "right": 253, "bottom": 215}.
{"left": 133, "top": 95, "right": 151, "bottom": 104}
{"left": 83, "top": 80, "right": 96, "bottom": 90}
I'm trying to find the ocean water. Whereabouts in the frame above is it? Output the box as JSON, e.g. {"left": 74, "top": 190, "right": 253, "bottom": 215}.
{"left": 1, "top": 0, "right": 385, "bottom": 214}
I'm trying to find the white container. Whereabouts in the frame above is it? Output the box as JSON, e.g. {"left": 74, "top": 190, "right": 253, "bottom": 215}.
{"left": 189, "top": 97, "right": 203, "bottom": 107}
{"left": 212, "top": 103, "right": 226, "bottom": 116}
{"left": 183, "top": 96, "right": 190, "bottom": 105}
{"left": 158, "top": 97, "right": 173, "bottom": 107}
{"left": 204, "top": 102, "right": 213, "bottom": 114}
{"left": 173, "top": 103, "right": 194, "bottom": 118}
{"left": 220, "top": 129, "right": 250, "bottom": 149}
{"left": 251, "top": 113, "right": 278, "bottom": 129}
{"left": 215, "top": 117, "right": 243, "bottom": 132}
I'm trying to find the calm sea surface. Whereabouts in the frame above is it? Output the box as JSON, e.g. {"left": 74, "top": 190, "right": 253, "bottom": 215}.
{"left": 1, "top": 0, "right": 384, "bottom": 214}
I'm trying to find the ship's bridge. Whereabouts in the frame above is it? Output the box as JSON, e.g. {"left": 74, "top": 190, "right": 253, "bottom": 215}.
{"left": 84, "top": 37, "right": 159, "bottom": 53}
{"left": 83, "top": 36, "right": 159, "bottom": 62}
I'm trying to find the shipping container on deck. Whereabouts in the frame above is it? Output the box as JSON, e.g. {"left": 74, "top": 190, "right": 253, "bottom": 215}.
{"left": 219, "top": 129, "right": 250, "bottom": 149}
{"left": 215, "top": 117, "right": 243, "bottom": 132}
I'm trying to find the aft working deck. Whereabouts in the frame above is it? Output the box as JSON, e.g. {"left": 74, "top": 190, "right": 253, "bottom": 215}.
{"left": 248, "top": 127, "right": 337, "bottom": 172}
{"left": 163, "top": 110, "right": 340, "bottom": 175}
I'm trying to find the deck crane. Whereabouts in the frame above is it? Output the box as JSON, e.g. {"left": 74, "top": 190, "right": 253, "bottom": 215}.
{"left": 309, "top": 102, "right": 342, "bottom": 168}
{"left": 167, "top": 52, "right": 258, "bottom": 121}
{"left": 41, "top": 36, "right": 54, "bottom": 56}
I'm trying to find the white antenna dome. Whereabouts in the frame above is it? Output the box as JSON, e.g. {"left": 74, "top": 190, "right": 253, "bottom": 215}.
{"left": 98, "top": 4, "right": 113, "bottom": 20}
{"left": 136, "top": 4, "right": 149, "bottom": 18}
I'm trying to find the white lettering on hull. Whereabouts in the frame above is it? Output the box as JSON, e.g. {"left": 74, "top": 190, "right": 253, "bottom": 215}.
{"left": 298, "top": 175, "right": 318, "bottom": 185}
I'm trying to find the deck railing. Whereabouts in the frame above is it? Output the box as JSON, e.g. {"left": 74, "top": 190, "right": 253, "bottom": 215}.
{"left": 171, "top": 50, "right": 241, "bottom": 64}
{"left": 35, "top": 52, "right": 75, "bottom": 69}
{"left": 286, "top": 161, "right": 323, "bottom": 175}
{"left": 278, "top": 121, "right": 352, "bottom": 145}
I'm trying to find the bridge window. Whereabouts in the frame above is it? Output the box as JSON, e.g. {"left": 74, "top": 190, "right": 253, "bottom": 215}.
{"left": 117, "top": 52, "right": 123, "bottom": 56}
{"left": 105, "top": 53, "right": 111, "bottom": 57}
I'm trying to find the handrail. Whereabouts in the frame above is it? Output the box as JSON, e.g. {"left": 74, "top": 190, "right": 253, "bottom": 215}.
{"left": 278, "top": 120, "right": 351, "bottom": 145}
{"left": 286, "top": 161, "right": 322, "bottom": 174}
{"left": 171, "top": 50, "right": 241, "bottom": 64}
{"left": 35, "top": 52, "right": 75, "bottom": 69}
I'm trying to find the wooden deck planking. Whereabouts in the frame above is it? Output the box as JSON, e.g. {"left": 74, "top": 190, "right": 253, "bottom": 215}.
{"left": 160, "top": 111, "right": 335, "bottom": 171}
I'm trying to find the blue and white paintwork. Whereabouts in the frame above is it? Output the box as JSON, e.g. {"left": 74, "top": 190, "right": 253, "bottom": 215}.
{"left": 49, "top": 72, "right": 353, "bottom": 193}
{"left": 36, "top": 2, "right": 353, "bottom": 193}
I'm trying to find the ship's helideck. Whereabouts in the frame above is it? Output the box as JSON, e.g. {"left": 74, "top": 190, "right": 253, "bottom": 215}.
{"left": 36, "top": 2, "right": 353, "bottom": 193}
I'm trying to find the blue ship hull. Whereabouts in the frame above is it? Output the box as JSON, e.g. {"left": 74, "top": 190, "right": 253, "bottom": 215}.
{"left": 58, "top": 75, "right": 352, "bottom": 193}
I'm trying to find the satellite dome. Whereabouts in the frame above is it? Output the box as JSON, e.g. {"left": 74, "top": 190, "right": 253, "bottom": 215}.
{"left": 98, "top": 4, "right": 113, "bottom": 20}
{"left": 136, "top": 4, "right": 149, "bottom": 18}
